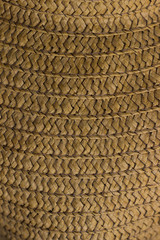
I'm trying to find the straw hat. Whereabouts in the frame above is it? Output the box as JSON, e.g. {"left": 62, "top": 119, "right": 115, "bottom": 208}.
{"left": 0, "top": 0, "right": 160, "bottom": 239}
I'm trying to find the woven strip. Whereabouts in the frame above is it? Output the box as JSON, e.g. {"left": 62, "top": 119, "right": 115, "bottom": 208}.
{"left": 0, "top": 0, "right": 160, "bottom": 239}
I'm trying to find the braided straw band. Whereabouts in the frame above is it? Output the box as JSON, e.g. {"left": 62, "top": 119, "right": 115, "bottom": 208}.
{"left": 0, "top": 0, "right": 160, "bottom": 239}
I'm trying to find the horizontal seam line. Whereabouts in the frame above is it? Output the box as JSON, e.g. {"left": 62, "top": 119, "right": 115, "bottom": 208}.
{"left": 0, "top": 104, "right": 160, "bottom": 120}
{"left": 1, "top": 41, "right": 160, "bottom": 58}
{"left": 1, "top": 82, "right": 160, "bottom": 99}
{"left": 1, "top": 124, "right": 160, "bottom": 139}
{"left": 1, "top": 17, "right": 159, "bottom": 39}
{"left": 0, "top": 178, "right": 160, "bottom": 197}
{"left": 0, "top": 143, "right": 159, "bottom": 162}
{"left": 1, "top": 179, "right": 159, "bottom": 198}
{"left": 1, "top": 145, "right": 159, "bottom": 160}
{"left": 1, "top": 164, "right": 160, "bottom": 180}
{"left": 1, "top": 39, "right": 160, "bottom": 57}
{"left": 0, "top": 121, "right": 160, "bottom": 140}
{"left": 1, "top": 209, "right": 160, "bottom": 233}
{"left": 0, "top": 197, "right": 160, "bottom": 217}
{"left": 0, "top": 17, "right": 159, "bottom": 37}
{"left": 0, "top": 81, "right": 159, "bottom": 98}
{"left": 1, "top": 62, "right": 160, "bottom": 79}
{"left": 2, "top": 0, "right": 159, "bottom": 18}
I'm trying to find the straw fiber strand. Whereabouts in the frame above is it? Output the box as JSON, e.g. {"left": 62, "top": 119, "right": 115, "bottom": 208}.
{"left": 0, "top": 0, "right": 160, "bottom": 239}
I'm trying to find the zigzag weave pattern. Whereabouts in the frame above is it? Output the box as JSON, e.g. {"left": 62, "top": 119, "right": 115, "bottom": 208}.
{"left": 0, "top": 0, "right": 160, "bottom": 239}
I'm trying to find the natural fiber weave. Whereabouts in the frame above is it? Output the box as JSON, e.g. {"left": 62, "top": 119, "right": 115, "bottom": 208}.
{"left": 0, "top": 0, "right": 160, "bottom": 239}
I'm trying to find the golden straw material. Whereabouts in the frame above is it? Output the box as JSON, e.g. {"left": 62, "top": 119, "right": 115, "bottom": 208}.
{"left": 0, "top": 0, "right": 160, "bottom": 239}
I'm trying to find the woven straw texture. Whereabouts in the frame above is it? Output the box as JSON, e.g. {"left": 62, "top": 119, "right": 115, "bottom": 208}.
{"left": 0, "top": 0, "right": 160, "bottom": 239}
